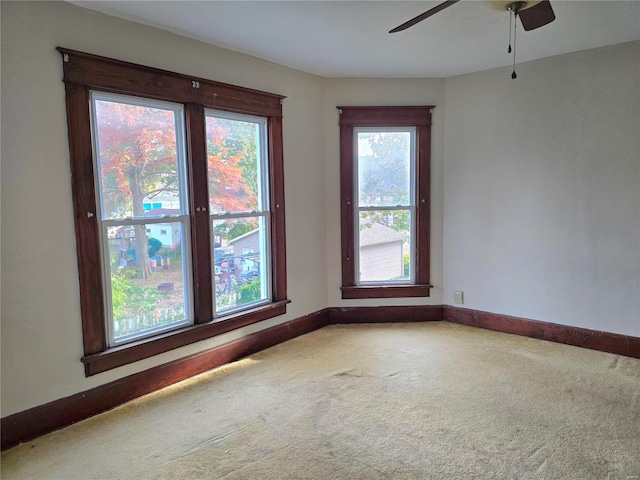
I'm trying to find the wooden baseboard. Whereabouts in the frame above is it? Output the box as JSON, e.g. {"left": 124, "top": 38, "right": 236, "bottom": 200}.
{"left": 444, "top": 306, "right": 640, "bottom": 359}
{"left": 329, "top": 305, "right": 444, "bottom": 324}
{"left": 3, "top": 304, "right": 638, "bottom": 451}
{"left": 0, "top": 309, "right": 330, "bottom": 451}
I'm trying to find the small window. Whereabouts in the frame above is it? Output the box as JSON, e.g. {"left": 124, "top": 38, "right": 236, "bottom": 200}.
{"left": 206, "top": 111, "right": 271, "bottom": 314}
{"left": 356, "top": 128, "right": 415, "bottom": 284}
{"left": 338, "top": 106, "right": 433, "bottom": 299}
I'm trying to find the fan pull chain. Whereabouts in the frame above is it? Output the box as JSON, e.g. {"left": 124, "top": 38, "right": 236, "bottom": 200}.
{"left": 511, "top": 10, "right": 518, "bottom": 79}
{"left": 508, "top": 10, "right": 512, "bottom": 54}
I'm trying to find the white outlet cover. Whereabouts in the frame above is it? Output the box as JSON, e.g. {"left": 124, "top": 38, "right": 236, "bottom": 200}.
{"left": 454, "top": 291, "right": 464, "bottom": 304}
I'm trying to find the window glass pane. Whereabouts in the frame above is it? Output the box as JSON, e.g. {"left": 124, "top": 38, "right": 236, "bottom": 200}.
{"left": 93, "top": 98, "right": 183, "bottom": 219}
{"left": 212, "top": 216, "right": 269, "bottom": 313}
{"left": 106, "top": 222, "right": 190, "bottom": 341}
{"left": 358, "top": 210, "right": 411, "bottom": 283}
{"left": 206, "top": 115, "right": 263, "bottom": 214}
{"left": 357, "top": 131, "right": 411, "bottom": 207}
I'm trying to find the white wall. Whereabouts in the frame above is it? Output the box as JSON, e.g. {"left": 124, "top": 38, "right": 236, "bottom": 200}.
{"left": 443, "top": 41, "right": 640, "bottom": 337}
{"left": 323, "top": 79, "right": 445, "bottom": 306}
{"left": 1, "top": 1, "right": 327, "bottom": 417}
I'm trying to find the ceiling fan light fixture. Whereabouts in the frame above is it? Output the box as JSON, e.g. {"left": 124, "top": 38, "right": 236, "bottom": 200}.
{"left": 507, "top": 2, "right": 527, "bottom": 14}
{"left": 484, "top": 0, "right": 542, "bottom": 12}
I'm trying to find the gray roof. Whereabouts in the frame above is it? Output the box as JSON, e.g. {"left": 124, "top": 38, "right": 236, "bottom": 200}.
{"left": 359, "top": 223, "right": 404, "bottom": 247}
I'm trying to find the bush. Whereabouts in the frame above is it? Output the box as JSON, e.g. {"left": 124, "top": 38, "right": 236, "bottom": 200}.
{"left": 111, "top": 270, "right": 159, "bottom": 321}
{"left": 237, "top": 278, "right": 261, "bottom": 304}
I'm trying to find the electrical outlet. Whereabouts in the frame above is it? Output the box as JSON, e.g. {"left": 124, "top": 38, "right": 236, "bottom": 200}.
{"left": 453, "top": 290, "right": 464, "bottom": 304}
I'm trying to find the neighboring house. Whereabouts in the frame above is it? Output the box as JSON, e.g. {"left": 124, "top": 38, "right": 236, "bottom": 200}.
{"left": 228, "top": 228, "right": 261, "bottom": 277}
{"left": 359, "top": 223, "right": 404, "bottom": 282}
{"left": 143, "top": 208, "right": 181, "bottom": 248}
{"left": 115, "top": 208, "right": 181, "bottom": 248}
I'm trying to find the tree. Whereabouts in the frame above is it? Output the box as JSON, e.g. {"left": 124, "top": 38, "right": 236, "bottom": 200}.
{"left": 206, "top": 117, "right": 258, "bottom": 214}
{"left": 96, "top": 105, "right": 261, "bottom": 280}
{"left": 206, "top": 117, "right": 260, "bottom": 240}
{"left": 95, "top": 100, "right": 179, "bottom": 279}
{"left": 359, "top": 132, "right": 411, "bottom": 235}
{"left": 359, "top": 132, "right": 410, "bottom": 206}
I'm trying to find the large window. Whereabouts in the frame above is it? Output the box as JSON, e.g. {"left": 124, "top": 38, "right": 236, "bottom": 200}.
{"left": 92, "top": 93, "right": 193, "bottom": 345}
{"left": 60, "top": 48, "right": 288, "bottom": 375}
{"left": 338, "top": 106, "right": 433, "bottom": 299}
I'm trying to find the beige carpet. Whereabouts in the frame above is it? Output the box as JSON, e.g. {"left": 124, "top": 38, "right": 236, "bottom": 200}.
{"left": 2, "top": 322, "right": 640, "bottom": 479}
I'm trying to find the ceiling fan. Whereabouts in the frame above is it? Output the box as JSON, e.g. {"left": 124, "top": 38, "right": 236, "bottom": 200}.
{"left": 389, "top": 1, "right": 556, "bottom": 78}
{"left": 390, "top": 1, "right": 555, "bottom": 33}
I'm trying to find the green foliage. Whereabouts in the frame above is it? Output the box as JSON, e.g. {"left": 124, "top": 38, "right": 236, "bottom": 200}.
{"left": 227, "top": 222, "right": 254, "bottom": 241}
{"left": 111, "top": 270, "right": 159, "bottom": 321}
{"left": 237, "top": 278, "right": 261, "bottom": 304}
{"left": 214, "top": 223, "right": 228, "bottom": 234}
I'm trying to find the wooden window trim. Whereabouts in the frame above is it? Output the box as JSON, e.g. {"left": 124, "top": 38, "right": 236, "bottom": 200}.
{"left": 338, "top": 106, "right": 433, "bottom": 299}
{"left": 81, "top": 300, "right": 290, "bottom": 376}
{"left": 58, "top": 48, "right": 288, "bottom": 376}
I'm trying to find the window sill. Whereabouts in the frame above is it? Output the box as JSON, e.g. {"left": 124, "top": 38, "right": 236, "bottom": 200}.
{"left": 341, "top": 284, "right": 433, "bottom": 299}
{"left": 81, "top": 299, "right": 290, "bottom": 376}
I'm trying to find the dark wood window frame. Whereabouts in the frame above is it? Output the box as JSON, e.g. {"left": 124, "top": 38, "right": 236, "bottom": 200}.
{"left": 338, "top": 106, "right": 433, "bottom": 299}
{"left": 58, "top": 48, "right": 289, "bottom": 376}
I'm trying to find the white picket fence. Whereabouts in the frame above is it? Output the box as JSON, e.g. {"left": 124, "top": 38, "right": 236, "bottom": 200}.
{"left": 114, "top": 305, "right": 185, "bottom": 336}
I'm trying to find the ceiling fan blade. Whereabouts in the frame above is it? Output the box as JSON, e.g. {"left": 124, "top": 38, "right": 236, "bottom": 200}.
{"left": 519, "top": 0, "right": 556, "bottom": 31}
{"left": 389, "top": 0, "right": 461, "bottom": 33}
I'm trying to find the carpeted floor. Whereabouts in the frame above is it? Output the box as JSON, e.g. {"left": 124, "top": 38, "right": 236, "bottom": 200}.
{"left": 2, "top": 322, "right": 640, "bottom": 479}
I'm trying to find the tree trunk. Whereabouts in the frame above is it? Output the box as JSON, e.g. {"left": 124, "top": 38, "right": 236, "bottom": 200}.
{"left": 133, "top": 225, "right": 152, "bottom": 279}
{"left": 130, "top": 168, "right": 152, "bottom": 279}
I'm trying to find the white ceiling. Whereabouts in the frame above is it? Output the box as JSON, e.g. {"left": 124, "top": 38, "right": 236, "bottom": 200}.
{"left": 71, "top": 1, "right": 640, "bottom": 78}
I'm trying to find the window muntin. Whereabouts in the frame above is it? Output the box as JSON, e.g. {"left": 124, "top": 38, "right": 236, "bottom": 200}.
{"left": 206, "top": 111, "right": 271, "bottom": 316}
{"left": 91, "top": 92, "right": 193, "bottom": 345}
{"left": 354, "top": 128, "right": 416, "bottom": 285}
